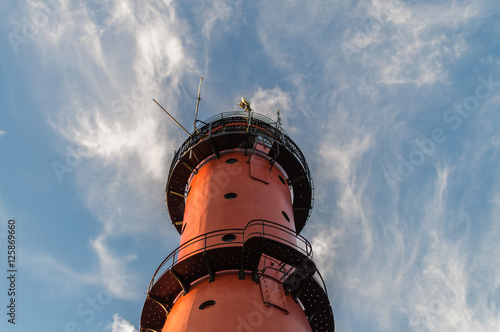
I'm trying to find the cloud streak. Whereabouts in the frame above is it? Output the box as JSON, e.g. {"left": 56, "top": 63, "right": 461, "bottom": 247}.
{"left": 23, "top": 0, "right": 197, "bottom": 303}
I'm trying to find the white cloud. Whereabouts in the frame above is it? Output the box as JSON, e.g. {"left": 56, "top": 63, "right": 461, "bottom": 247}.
{"left": 257, "top": 0, "right": 482, "bottom": 87}
{"left": 109, "top": 313, "right": 138, "bottom": 332}
{"left": 25, "top": 0, "right": 193, "bottom": 298}
{"left": 0, "top": 130, "right": 5, "bottom": 138}
{"left": 91, "top": 234, "right": 137, "bottom": 300}
{"left": 249, "top": 86, "right": 293, "bottom": 129}
{"left": 250, "top": 87, "right": 290, "bottom": 116}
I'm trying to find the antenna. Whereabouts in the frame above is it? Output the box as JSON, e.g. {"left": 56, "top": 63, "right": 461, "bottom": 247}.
{"left": 153, "top": 99, "right": 191, "bottom": 136}
{"left": 194, "top": 75, "right": 203, "bottom": 132}
{"left": 276, "top": 108, "right": 282, "bottom": 132}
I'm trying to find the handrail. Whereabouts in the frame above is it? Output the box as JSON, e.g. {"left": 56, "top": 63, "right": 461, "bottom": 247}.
{"left": 147, "top": 227, "right": 243, "bottom": 293}
{"left": 194, "top": 111, "right": 287, "bottom": 135}
{"left": 147, "top": 219, "right": 314, "bottom": 295}
{"left": 243, "top": 219, "right": 312, "bottom": 258}
{"left": 312, "top": 270, "right": 329, "bottom": 297}
{"left": 168, "top": 112, "right": 311, "bottom": 190}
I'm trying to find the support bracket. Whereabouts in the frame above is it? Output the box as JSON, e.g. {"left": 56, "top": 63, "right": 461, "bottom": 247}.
{"left": 147, "top": 296, "right": 170, "bottom": 314}
{"left": 209, "top": 138, "right": 220, "bottom": 159}
{"left": 169, "top": 267, "right": 190, "bottom": 295}
{"left": 289, "top": 173, "right": 306, "bottom": 185}
{"left": 239, "top": 248, "right": 246, "bottom": 279}
{"left": 181, "top": 160, "right": 197, "bottom": 174}
{"left": 203, "top": 251, "right": 215, "bottom": 282}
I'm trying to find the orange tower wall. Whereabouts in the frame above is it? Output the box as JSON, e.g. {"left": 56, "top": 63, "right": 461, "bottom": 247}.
{"left": 163, "top": 272, "right": 312, "bottom": 332}
{"left": 179, "top": 150, "right": 297, "bottom": 250}
{"left": 168, "top": 150, "right": 310, "bottom": 331}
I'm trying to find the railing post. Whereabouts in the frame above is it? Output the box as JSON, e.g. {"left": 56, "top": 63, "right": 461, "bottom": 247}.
{"left": 239, "top": 246, "right": 245, "bottom": 280}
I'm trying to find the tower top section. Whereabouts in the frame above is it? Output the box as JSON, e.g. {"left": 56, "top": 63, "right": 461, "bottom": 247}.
{"left": 165, "top": 109, "right": 314, "bottom": 234}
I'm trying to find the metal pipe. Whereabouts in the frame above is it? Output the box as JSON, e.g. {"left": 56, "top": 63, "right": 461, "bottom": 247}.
{"left": 194, "top": 75, "right": 203, "bottom": 132}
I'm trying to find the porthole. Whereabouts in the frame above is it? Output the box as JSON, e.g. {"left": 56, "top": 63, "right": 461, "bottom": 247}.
{"left": 278, "top": 175, "right": 286, "bottom": 185}
{"left": 282, "top": 211, "right": 290, "bottom": 222}
{"left": 226, "top": 158, "right": 238, "bottom": 164}
{"left": 199, "top": 300, "right": 216, "bottom": 310}
{"left": 224, "top": 193, "right": 237, "bottom": 199}
{"left": 222, "top": 234, "right": 236, "bottom": 242}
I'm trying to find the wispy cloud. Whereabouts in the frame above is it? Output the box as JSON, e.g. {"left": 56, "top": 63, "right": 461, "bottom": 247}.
{"left": 24, "top": 239, "right": 137, "bottom": 300}
{"left": 198, "top": 0, "right": 244, "bottom": 38}
{"left": 0, "top": 130, "right": 5, "bottom": 138}
{"left": 24, "top": 0, "right": 195, "bottom": 299}
{"left": 248, "top": 86, "right": 295, "bottom": 130}
{"left": 22, "top": 251, "right": 99, "bottom": 296}
{"left": 341, "top": 0, "right": 482, "bottom": 86}
{"left": 309, "top": 91, "right": 500, "bottom": 330}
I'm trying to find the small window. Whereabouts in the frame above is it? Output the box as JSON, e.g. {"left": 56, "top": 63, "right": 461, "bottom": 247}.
{"left": 222, "top": 234, "right": 237, "bottom": 242}
{"left": 199, "top": 300, "right": 216, "bottom": 310}
{"left": 226, "top": 158, "right": 238, "bottom": 164}
{"left": 278, "top": 175, "right": 286, "bottom": 185}
{"left": 224, "top": 193, "right": 237, "bottom": 199}
{"left": 182, "top": 223, "right": 187, "bottom": 234}
{"left": 282, "top": 211, "right": 290, "bottom": 222}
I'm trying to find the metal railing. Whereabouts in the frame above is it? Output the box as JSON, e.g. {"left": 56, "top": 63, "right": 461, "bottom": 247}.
{"left": 243, "top": 219, "right": 312, "bottom": 257}
{"left": 195, "top": 111, "right": 287, "bottom": 134}
{"left": 166, "top": 112, "right": 315, "bottom": 226}
{"left": 168, "top": 111, "right": 311, "bottom": 187}
{"left": 147, "top": 227, "right": 243, "bottom": 293}
{"left": 147, "top": 219, "right": 313, "bottom": 294}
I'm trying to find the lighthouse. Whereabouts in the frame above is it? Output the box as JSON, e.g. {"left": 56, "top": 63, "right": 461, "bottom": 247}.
{"left": 140, "top": 100, "right": 334, "bottom": 331}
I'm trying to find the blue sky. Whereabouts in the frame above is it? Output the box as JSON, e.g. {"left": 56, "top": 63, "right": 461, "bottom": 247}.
{"left": 1, "top": 0, "right": 500, "bottom": 331}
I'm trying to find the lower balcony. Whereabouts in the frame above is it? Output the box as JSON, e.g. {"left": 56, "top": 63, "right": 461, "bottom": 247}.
{"left": 140, "top": 219, "right": 334, "bottom": 332}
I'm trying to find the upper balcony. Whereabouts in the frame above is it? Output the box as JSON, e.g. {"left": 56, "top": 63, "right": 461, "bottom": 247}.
{"left": 166, "top": 111, "right": 314, "bottom": 235}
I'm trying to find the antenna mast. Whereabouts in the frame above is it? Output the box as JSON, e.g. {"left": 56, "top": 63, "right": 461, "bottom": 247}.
{"left": 276, "top": 108, "right": 282, "bottom": 132}
{"left": 194, "top": 75, "right": 203, "bottom": 132}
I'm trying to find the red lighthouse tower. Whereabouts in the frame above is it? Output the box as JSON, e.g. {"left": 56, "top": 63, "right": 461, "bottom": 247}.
{"left": 140, "top": 100, "right": 334, "bottom": 331}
